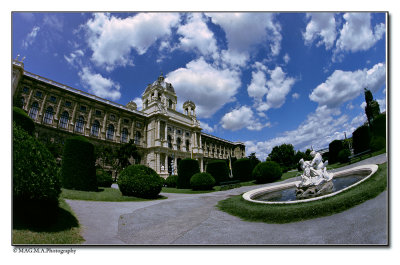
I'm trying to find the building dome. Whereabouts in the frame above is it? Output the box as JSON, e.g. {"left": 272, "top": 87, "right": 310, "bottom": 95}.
{"left": 126, "top": 100, "right": 138, "bottom": 110}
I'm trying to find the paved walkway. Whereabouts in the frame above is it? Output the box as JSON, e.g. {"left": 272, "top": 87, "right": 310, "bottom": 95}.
{"left": 66, "top": 153, "right": 388, "bottom": 245}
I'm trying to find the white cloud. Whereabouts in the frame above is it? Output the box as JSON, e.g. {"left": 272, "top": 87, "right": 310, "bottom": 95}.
{"left": 292, "top": 93, "right": 300, "bottom": 100}
{"left": 78, "top": 67, "right": 121, "bottom": 100}
{"left": 256, "top": 66, "right": 296, "bottom": 112}
{"left": 85, "top": 13, "right": 180, "bottom": 70}
{"left": 247, "top": 70, "right": 268, "bottom": 99}
{"left": 220, "top": 106, "right": 269, "bottom": 131}
{"left": 283, "top": 53, "right": 290, "bottom": 64}
{"left": 334, "top": 13, "right": 385, "bottom": 58}
{"left": 132, "top": 97, "right": 143, "bottom": 111}
{"left": 177, "top": 13, "right": 218, "bottom": 59}
{"left": 199, "top": 121, "right": 215, "bottom": 133}
{"left": 22, "top": 26, "right": 40, "bottom": 49}
{"left": 309, "top": 62, "right": 386, "bottom": 109}
{"left": 64, "top": 49, "right": 84, "bottom": 66}
{"left": 303, "top": 13, "right": 337, "bottom": 49}
{"left": 166, "top": 57, "right": 241, "bottom": 118}
{"left": 207, "top": 13, "right": 282, "bottom": 66}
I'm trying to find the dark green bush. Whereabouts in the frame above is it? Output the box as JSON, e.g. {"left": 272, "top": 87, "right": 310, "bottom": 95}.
{"left": 177, "top": 158, "right": 200, "bottom": 189}
{"left": 370, "top": 136, "right": 386, "bottom": 151}
{"left": 329, "top": 139, "right": 344, "bottom": 164}
{"left": 232, "top": 158, "right": 252, "bottom": 182}
{"left": 61, "top": 136, "right": 97, "bottom": 191}
{"left": 253, "top": 161, "right": 282, "bottom": 184}
{"left": 96, "top": 168, "right": 113, "bottom": 187}
{"left": 338, "top": 149, "right": 351, "bottom": 164}
{"left": 13, "top": 123, "right": 61, "bottom": 226}
{"left": 13, "top": 107, "right": 35, "bottom": 135}
{"left": 206, "top": 160, "right": 230, "bottom": 185}
{"left": 371, "top": 113, "right": 386, "bottom": 139}
{"left": 352, "top": 125, "right": 371, "bottom": 154}
{"left": 165, "top": 175, "right": 178, "bottom": 187}
{"left": 117, "top": 165, "right": 164, "bottom": 198}
{"left": 190, "top": 172, "right": 215, "bottom": 190}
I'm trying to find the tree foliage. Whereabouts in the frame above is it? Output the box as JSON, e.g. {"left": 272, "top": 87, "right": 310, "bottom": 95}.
{"left": 267, "top": 144, "right": 296, "bottom": 171}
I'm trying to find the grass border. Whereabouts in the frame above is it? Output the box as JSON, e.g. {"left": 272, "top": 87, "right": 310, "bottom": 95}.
{"left": 217, "top": 163, "right": 387, "bottom": 224}
{"left": 61, "top": 187, "right": 166, "bottom": 201}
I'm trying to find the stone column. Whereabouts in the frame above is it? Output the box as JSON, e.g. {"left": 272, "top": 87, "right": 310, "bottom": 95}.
{"left": 69, "top": 102, "right": 77, "bottom": 131}
{"left": 86, "top": 108, "right": 93, "bottom": 131}
{"left": 25, "top": 89, "right": 34, "bottom": 111}
{"left": 101, "top": 112, "right": 107, "bottom": 139}
{"left": 174, "top": 156, "right": 178, "bottom": 175}
{"left": 173, "top": 127, "right": 177, "bottom": 150}
{"left": 200, "top": 158, "right": 204, "bottom": 172}
{"left": 38, "top": 94, "right": 48, "bottom": 123}
{"left": 54, "top": 99, "right": 62, "bottom": 122}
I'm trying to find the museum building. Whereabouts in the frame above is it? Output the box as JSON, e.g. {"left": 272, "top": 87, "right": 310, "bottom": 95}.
{"left": 12, "top": 59, "right": 245, "bottom": 178}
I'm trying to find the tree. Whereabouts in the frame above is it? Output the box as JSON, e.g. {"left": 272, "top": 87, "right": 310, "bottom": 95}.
{"left": 329, "top": 139, "right": 344, "bottom": 164}
{"left": 115, "top": 139, "right": 139, "bottom": 172}
{"left": 248, "top": 152, "right": 261, "bottom": 172}
{"left": 267, "top": 144, "right": 296, "bottom": 172}
{"left": 364, "top": 88, "right": 380, "bottom": 127}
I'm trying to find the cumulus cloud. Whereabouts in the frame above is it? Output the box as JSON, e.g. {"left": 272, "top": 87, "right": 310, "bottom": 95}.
{"left": 303, "top": 13, "right": 337, "bottom": 49}
{"left": 166, "top": 57, "right": 241, "bottom": 118}
{"left": 335, "top": 13, "right": 385, "bottom": 53}
{"left": 220, "top": 106, "right": 269, "bottom": 131}
{"left": 207, "top": 13, "right": 282, "bottom": 66}
{"left": 84, "top": 13, "right": 180, "bottom": 70}
{"left": 256, "top": 66, "right": 296, "bottom": 112}
{"left": 64, "top": 49, "right": 84, "bottom": 66}
{"left": 78, "top": 67, "right": 121, "bottom": 100}
{"left": 309, "top": 62, "right": 386, "bottom": 109}
{"left": 132, "top": 97, "right": 143, "bottom": 111}
{"left": 199, "top": 121, "right": 215, "bottom": 133}
{"left": 292, "top": 93, "right": 300, "bottom": 100}
{"left": 247, "top": 70, "right": 268, "bottom": 99}
{"left": 22, "top": 26, "right": 40, "bottom": 49}
{"left": 177, "top": 13, "right": 218, "bottom": 59}
{"left": 283, "top": 53, "right": 290, "bottom": 64}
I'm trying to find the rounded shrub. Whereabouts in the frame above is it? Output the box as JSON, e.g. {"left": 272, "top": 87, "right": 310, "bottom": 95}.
{"left": 338, "top": 149, "right": 351, "bottom": 164}
{"left": 165, "top": 175, "right": 178, "bottom": 187}
{"left": 13, "top": 107, "right": 35, "bottom": 135}
{"left": 117, "top": 164, "right": 164, "bottom": 198}
{"left": 96, "top": 168, "right": 113, "bottom": 187}
{"left": 190, "top": 172, "right": 215, "bottom": 190}
{"left": 370, "top": 113, "right": 386, "bottom": 139}
{"left": 329, "top": 139, "right": 344, "bottom": 164}
{"left": 253, "top": 161, "right": 282, "bottom": 184}
{"left": 232, "top": 158, "right": 252, "bottom": 182}
{"left": 13, "top": 123, "right": 61, "bottom": 226}
{"left": 352, "top": 125, "right": 371, "bottom": 154}
{"left": 61, "top": 136, "right": 97, "bottom": 191}
{"left": 177, "top": 158, "right": 200, "bottom": 189}
{"left": 206, "top": 160, "right": 230, "bottom": 185}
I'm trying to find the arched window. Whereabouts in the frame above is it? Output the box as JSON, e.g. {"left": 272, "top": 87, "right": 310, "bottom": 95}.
{"left": 59, "top": 111, "right": 69, "bottom": 129}
{"left": 185, "top": 139, "right": 190, "bottom": 152}
{"left": 43, "top": 106, "right": 54, "bottom": 124}
{"left": 28, "top": 102, "right": 39, "bottom": 120}
{"left": 167, "top": 135, "right": 172, "bottom": 149}
{"left": 121, "top": 128, "right": 129, "bottom": 143}
{"left": 177, "top": 137, "right": 181, "bottom": 150}
{"left": 168, "top": 99, "right": 173, "bottom": 108}
{"left": 75, "top": 116, "right": 84, "bottom": 133}
{"left": 106, "top": 124, "right": 114, "bottom": 140}
{"left": 134, "top": 131, "right": 141, "bottom": 144}
{"left": 91, "top": 120, "right": 100, "bottom": 137}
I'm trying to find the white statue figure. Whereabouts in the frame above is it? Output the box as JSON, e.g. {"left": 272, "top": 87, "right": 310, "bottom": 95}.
{"left": 297, "top": 151, "right": 333, "bottom": 188}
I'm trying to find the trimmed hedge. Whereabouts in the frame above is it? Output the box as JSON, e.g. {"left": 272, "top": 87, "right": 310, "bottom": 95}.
{"left": 206, "top": 160, "right": 230, "bottom": 185}
{"left": 96, "top": 168, "right": 113, "bottom": 187}
{"left": 370, "top": 136, "right": 386, "bottom": 151}
{"left": 329, "top": 139, "right": 344, "bottom": 164}
{"left": 177, "top": 158, "right": 200, "bottom": 189}
{"left": 232, "top": 158, "right": 252, "bottom": 182}
{"left": 13, "top": 123, "right": 61, "bottom": 226}
{"left": 253, "top": 161, "right": 282, "bottom": 184}
{"left": 165, "top": 175, "right": 178, "bottom": 188}
{"left": 13, "top": 107, "right": 35, "bottom": 135}
{"left": 61, "top": 136, "right": 97, "bottom": 191}
{"left": 371, "top": 113, "right": 386, "bottom": 139}
{"left": 338, "top": 149, "right": 351, "bottom": 164}
{"left": 190, "top": 172, "right": 215, "bottom": 190}
{"left": 352, "top": 125, "right": 371, "bottom": 154}
{"left": 117, "top": 165, "right": 164, "bottom": 198}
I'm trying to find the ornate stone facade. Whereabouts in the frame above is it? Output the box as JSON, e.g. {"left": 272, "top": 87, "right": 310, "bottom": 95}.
{"left": 12, "top": 60, "right": 245, "bottom": 178}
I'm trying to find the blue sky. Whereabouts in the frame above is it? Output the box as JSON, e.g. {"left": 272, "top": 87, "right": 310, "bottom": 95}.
{"left": 12, "top": 12, "right": 386, "bottom": 160}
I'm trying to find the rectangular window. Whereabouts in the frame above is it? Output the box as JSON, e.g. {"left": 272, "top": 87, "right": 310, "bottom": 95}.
{"left": 80, "top": 105, "right": 87, "bottom": 112}
{"left": 95, "top": 110, "right": 102, "bottom": 116}
{"left": 110, "top": 114, "right": 116, "bottom": 121}
{"left": 177, "top": 129, "right": 181, "bottom": 135}
{"left": 123, "top": 118, "right": 129, "bottom": 124}
{"left": 23, "top": 87, "right": 29, "bottom": 93}
{"left": 65, "top": 101, "right": 72, "bottom": 107}
{"left": 185, "top": 132, "right": 190, "bottom": 137}
{"left": 50, "top": 96, "right": 57, "bottom": 103}
{"left": 136, "top": 121, "right": 142, "bottom": 128}
{"left": 35, "top": 91, "right": 42, "bottom": 98}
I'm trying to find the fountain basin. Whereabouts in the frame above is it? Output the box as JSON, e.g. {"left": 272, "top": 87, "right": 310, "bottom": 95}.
{"left": 242, "top": 164, "right": 378, "bottom": 204}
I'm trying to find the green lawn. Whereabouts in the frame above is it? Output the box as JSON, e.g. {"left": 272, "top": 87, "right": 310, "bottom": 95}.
{"left": 13, "top": 199, "right": 84, "bottom": 244}
{"left": 217, "top": 162, "right": 387, "bottom": 224}
{"left": 61, "top": 187, "right": 167, "bottom": 201}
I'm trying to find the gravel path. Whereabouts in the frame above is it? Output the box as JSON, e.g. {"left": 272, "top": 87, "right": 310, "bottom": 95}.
{"left": 66, "top": 153, "right": 388, "bottom": 245}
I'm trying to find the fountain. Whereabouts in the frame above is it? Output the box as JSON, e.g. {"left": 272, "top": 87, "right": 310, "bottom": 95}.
{"left": 243, "top": 150, "right": 378, "bottom": 204}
